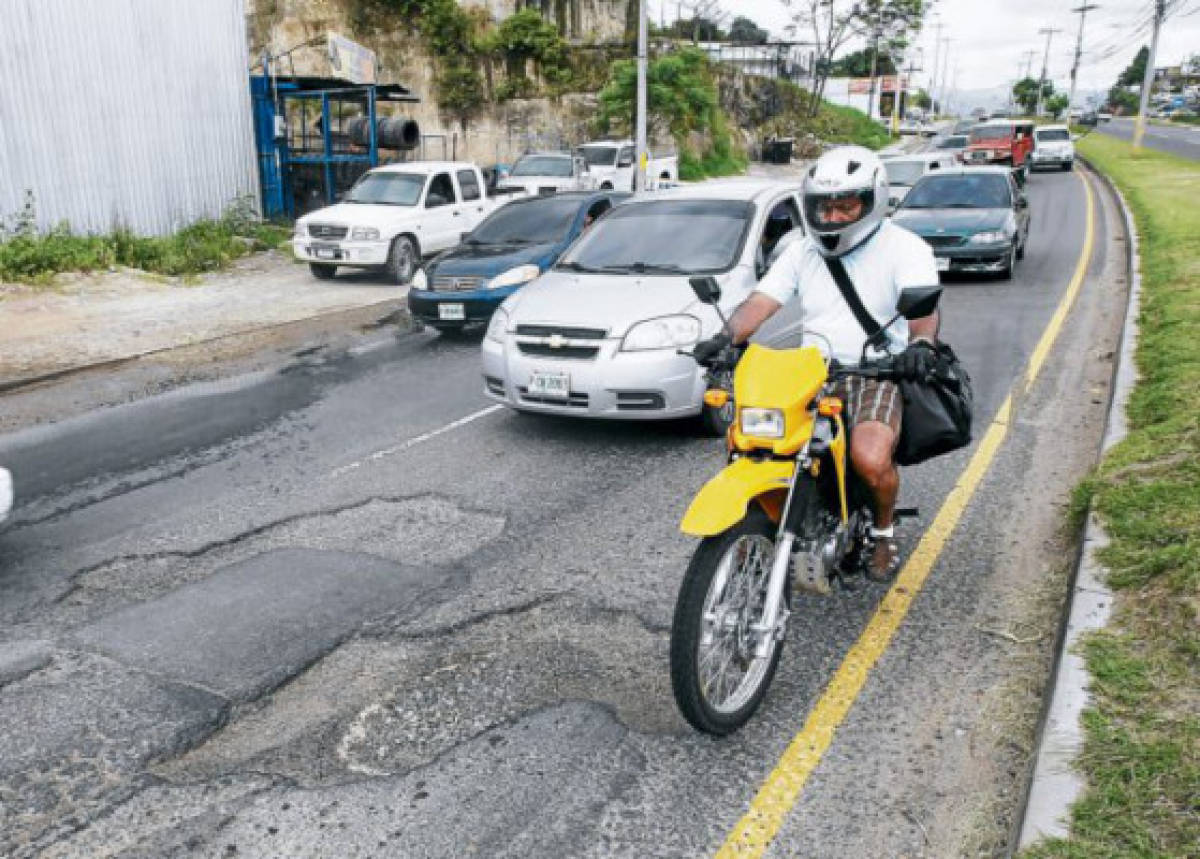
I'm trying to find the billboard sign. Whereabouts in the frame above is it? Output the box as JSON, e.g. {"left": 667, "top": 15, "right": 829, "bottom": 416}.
{"left": 328, "top": 33, "right": 377, "bottom": 85}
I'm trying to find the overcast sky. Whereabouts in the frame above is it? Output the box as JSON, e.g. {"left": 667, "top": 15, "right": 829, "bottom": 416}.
{"left": 651, "top": 0, "right": 1200, "bottom": 100}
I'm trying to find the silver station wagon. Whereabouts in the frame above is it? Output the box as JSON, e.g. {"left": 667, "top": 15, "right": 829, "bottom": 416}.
{"left": 480, "top": 179, "right": 805, "bottom": 433}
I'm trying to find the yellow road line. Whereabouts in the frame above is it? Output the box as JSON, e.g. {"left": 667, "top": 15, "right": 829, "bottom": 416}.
{"left": 716, "top": 171, "right": 1097, "bottom": 858}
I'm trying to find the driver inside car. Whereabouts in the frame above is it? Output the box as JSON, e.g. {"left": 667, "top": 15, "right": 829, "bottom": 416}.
{"left": 694, "top": 145, "right": 941, "bottom": 581}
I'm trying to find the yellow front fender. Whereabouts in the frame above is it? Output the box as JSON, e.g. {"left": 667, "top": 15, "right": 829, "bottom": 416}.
{"left": 680, "top": 457, "right": 796, "bottom": 537}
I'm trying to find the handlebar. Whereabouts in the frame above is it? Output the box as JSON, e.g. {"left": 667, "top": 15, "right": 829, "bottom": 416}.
{"left": 829, "top": 357, "right": 901, "bottom": 381}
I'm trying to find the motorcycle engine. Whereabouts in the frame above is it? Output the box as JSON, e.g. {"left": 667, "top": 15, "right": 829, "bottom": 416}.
{"left": 792, "top": 517, "right": 850, "bottom": 596}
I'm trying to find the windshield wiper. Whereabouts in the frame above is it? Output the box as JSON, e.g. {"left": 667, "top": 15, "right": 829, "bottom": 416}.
{"left": 599, "top": 262, "right": 690, "bottom": 274}
{"left": 557, "top": 261, "right": 602, "bottom": 273}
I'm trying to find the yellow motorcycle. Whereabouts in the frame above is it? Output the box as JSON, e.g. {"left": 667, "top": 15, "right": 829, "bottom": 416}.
{"left": 669, "top": 277, "right": 941, "bottom": 735}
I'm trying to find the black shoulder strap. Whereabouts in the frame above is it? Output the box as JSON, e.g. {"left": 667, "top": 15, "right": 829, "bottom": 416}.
{"left": 823, "top": 255, "right": 883, "bottom": 337}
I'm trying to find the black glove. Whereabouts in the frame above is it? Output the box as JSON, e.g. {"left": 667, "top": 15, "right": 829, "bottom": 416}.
{"left": 895, "top": 339, "right": 937, "bottom": 381}
{"left": 692, "top": 333, "right": 731, "bottom": 366}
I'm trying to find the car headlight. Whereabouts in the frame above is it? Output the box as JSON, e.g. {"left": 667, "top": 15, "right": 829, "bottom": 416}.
{"left": 294, "top": 222, "right": 307, "bottom": 238}
{"left": 488, "top": 264, "right": 541, "bottom": 290}
{"left": 485, "top": 307, "right": 509, "bottom": 343}
{"left": 970, "top": 230, "right": 1009, "bottom": 244}
{"left": 740, "top": 408, "right": 785, "bottom": 439}
{"left": 351, "top": 226, "right": 380, "bottom": 241}
{"left": 620, "top": 315, "right": 701, "bottom": 352}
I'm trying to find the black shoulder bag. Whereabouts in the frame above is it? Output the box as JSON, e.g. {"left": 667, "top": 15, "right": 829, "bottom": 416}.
{"left": 822, "top": 256, "right": 974, "bottom": 466}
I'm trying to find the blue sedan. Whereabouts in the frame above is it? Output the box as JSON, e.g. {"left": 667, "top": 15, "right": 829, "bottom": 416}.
{"left": 408, "top": 191, "right": 627, "bottom": 333}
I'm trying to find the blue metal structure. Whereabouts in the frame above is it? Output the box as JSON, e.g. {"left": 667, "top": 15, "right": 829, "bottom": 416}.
{"left": 250, "top": 64, "right": 417, "bottom": 218}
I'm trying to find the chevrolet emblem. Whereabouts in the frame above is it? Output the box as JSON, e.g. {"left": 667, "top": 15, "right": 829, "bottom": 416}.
{"left": 547, "top": 334, "right": 566, "bottom": 349}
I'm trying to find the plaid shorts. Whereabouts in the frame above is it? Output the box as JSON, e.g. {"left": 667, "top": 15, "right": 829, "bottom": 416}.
{"left": 833, "top": 376, "right": 902, "bottom": 435}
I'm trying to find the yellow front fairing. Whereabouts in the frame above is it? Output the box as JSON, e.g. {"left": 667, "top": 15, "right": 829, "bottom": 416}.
{"left": 681, "top": 457, "right": 795, "bottom": 536}
{"left": 728, "top": 344, "right": 829, "bottom": 457}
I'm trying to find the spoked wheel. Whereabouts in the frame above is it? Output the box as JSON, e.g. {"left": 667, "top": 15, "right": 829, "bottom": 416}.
{"left": 670, "top": 509, "right": 784, "bottom": 735}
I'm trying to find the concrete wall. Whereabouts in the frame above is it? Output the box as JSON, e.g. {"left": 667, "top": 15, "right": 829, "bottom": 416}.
{"left": 1, "top": 0, "right": 258, "bottom": 236}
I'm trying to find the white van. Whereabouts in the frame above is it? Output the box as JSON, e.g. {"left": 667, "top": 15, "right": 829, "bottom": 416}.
{"left": 1031, "top": 125, "right": 1075, "bottom": 171}
{"left": 882, "top": 151, "right": 959, "bottom": 210}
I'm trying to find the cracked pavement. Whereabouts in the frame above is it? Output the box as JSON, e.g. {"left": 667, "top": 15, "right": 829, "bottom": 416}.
{"left": 0, "top": 169, "right": 1131, "bottom": 857}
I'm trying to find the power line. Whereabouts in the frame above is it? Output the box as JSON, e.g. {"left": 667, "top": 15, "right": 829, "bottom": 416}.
{"left": 1035, "top": 27, "right": 1063, "bottom": 116}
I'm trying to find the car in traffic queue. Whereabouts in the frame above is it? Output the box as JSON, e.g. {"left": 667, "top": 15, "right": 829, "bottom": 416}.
{"left": 951, "top": 118, "right": 979, "bottom": 135}
{"left": 0, "top": 466, "right": 11, "bottom": 525}
{"left": 292, "top": 161, "right": 524, "bottom": 285}
{"left": 480, "top": 179, "right": 806, "bottom": 434}
{"left": 495, "top": 152, "right": 596, "bottom": 196}
{"left": 963, "top": 119, "right": 1036, "bottom": 177}
{"left": 882, "top": 151, "right": 960, "bottom": 211}
{"left": 890, "top": 166, "right": 1030, "bottom": 279}
{"left": 933, "top": 133, "right": 970, "bottom": 160}
{"left": 407, "top": 191, "right": 627, "bottom": 333}
{"left": 1030, "top": 124, "right": 1075, "bottom": 171}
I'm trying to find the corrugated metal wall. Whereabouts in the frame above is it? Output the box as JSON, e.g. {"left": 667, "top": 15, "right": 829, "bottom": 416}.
{"left": 0, "top": 0, "right": 258, "bottom": 236}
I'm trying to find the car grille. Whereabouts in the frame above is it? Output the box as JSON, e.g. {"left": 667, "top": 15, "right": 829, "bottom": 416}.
{"left": 518, "top": 343, "right": 600, "bottom": 359}
{"left": 308, "top": 223, "right": 347, "bottom": 240}
{"left": 431, "top": 274, "right": 486, "bottom": 292}
{"left": 515, "top": 325, "right": 608, "bottom": 339}
{"left": 518, "top": 388, "right": 589, "bottom": 408}
{"left": 924, "top": 235, "right": 966, "bottom": 249}
{"left": 615, "top": 391, "right": 666, "bottom": 411}
{"left": 537, "top": 186, "right": 558, "bottom": 196}
{"left": 967, "top": 150, "right": 991, "bottom": 162}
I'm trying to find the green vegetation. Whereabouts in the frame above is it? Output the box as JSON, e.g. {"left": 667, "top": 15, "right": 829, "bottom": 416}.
{"left": 1022, "top": 134, "right": 1199, "bottom": 857}
{"left": 0, "top": 194, "right": 290, "bottom": 285}
{"left": 597, "top": 47, "right": 747, "bottom": 180}
{"left": 746, "top": 76, "right": 894, "bottom": 151}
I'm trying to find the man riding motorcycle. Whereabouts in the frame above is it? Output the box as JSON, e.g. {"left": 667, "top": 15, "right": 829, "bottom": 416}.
{"left": 694, "top": 146, "right": 941, "bottom": 581}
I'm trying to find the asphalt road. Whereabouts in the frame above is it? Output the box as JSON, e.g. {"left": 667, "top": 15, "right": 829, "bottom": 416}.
{"left": 1095, "top": 115, "right": 1200, "bottom": 160}
{"left": 0, "top": 169, "right": 1129, "bottom": 858}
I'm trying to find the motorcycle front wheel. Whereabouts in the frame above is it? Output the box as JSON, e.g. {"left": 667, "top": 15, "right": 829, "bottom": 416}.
{"left": 670, "top": 508, "right": 784, "bottom": 735}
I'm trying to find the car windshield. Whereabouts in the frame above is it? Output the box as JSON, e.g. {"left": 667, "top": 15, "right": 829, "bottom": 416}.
{"left": 559, "top": 199, "right": 752, "bottom": 274}
{"left": 937, "top": 135, "right": 968, "bottom": 149}
{"left": 511, "top": 156, "right": 573, "bottom": 178}
{"left": 469, "top": 196, "right": 581, "bottom": 245}
{"left": 953, "top": 121, "right": 976, "bottom": 134}
{"left": 970, "top": 126, "right": 1011, "bottom": 143}
{"left": 344, "top": 172, "right": 424, "bottom": 205}
{"left": 1036, "top": 128, "right": 1071, "bottom": 142}
{"left": 576, "top": 145, "right": 618, "bottom": 167}
{"left": 884, "top": 161, "right": 928, "bottom": 186}
{"left": 901, "top": 174, "right": 1013, "bottom": 209}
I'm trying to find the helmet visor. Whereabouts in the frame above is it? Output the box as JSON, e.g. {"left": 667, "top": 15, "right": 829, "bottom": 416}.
{"left": 803, "top": 188, "right": 876, "bottom": 232}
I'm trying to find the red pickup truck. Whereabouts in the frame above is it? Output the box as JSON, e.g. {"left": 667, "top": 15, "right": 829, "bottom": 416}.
{"left": 963, "top": 120, "right": 1035, "bottom": 177}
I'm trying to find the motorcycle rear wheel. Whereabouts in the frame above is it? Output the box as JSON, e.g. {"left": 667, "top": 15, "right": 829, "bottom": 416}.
{"left": 670, "top": 508, "right": 784, "bottom": 735}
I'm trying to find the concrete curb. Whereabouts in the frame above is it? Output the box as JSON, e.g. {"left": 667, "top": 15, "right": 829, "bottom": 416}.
{"left": 0, "top": 296, "right": 409, "bottom": 397}
{"left": 1014, "top": 157, "right": 1143, "bottom": 849}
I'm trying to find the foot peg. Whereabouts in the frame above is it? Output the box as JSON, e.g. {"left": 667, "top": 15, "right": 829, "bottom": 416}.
{"left": 894, "top": 507, "right": 920, "bottom": 521}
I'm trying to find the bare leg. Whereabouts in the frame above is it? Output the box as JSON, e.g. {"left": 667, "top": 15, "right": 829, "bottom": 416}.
{"left": 850, "top": 421, "right": 899, "bottom": 528}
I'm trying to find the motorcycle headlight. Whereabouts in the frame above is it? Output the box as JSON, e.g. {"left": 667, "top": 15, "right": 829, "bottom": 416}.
{"left": 294, "top": 222, "right": 307, "bottom": 238}
{"left": 740, "top": 408, "right": 785, "bottom": 439}
{"left": 620, "top": 314, "right": 701, "bottom": 352}
{"left": 351, "top": 226, "right": 381, "bottom": 241}
{"left": 485, "top": 307, "right": 509, "bottom": 343}
{"left": 488, "top": 264, "right": 541, "bottom": 290}
{"left": 970, "top": 230, "right": 1008, "bottom": 244}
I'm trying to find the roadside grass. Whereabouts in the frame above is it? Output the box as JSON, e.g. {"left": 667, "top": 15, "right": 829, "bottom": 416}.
{"left": 0, "top": 194, "right": 292, "bottom": 285}
{"left": 1021, "top": 134, "right": 1199, "bottom": 856}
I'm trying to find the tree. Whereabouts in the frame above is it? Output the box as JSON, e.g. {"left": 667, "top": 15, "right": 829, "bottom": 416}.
{"left": 1117, "top": 46, "right": 1149, "bottom": 87}
{"left": 1045, "top": 93, "right": 1069, "bottom": 119}
{"left": 1012, "top": 77, "right": 1054, "bottom": 115}
{"left": 1106, "top": 85, "right": 1139, "bottom": 115}
{"left": 729, "top": 16, "right": 769, "bottom": 44}
{"left": 831, "top": 48, "right": 897, "bottom": 77}
{"left": 912, "top": 89, "right": 932, "bottom": 109}
{"left": 597, "top": 46, "right": 719, "bottom": 141}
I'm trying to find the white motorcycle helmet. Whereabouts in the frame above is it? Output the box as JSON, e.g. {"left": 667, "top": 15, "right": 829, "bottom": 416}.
{"left": 801, "top": 145, "right": 889, "bottom": 258}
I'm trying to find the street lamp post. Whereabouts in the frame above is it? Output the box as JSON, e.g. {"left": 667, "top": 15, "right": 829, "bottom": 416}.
{"left": 634, "top": 0, "right": 648, "bottom": 192}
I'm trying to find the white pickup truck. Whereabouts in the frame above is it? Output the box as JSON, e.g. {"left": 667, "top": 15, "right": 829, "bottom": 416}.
{"left": 496, "top": 152, "right": 596, "bottom": 196}
{"left": 574, "top": 140, "right": 679, "bottom": 191}
{"left": 293, "top": 161, "right": 523, "bottom": 284}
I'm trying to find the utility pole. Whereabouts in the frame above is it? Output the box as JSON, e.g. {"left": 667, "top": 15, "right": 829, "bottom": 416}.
{"left": 1133, "top": 0, "right": 1167, "bottom": 151}
{"left": 1068, "top": 4, "right": 1100, "bottom": 114}
{"left": 1035, "top": 27, "right": 1062, "bottom": 117}
{"left": 635, "top": 0, "right": 648, "bottom": 192}
{"left": 938, "top": 37, "right": 951, "bottom": 116}
{"left": 929, "top": 17, "right": 944, "bottom": 114}
{"left": 1021, "top": 50, "right": 1037, "bottom": 81}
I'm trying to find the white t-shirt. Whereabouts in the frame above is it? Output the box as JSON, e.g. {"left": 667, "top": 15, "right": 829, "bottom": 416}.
{"left": 755, "top": 221, "right": 938, "bottom": 363}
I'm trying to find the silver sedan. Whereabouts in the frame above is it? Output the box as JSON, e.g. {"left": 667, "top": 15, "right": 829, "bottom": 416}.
{"left": 480, "top": 179, "right": 805, "bottom": 433}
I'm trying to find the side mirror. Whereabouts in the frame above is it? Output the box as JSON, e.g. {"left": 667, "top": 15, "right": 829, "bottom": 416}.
{"left": 896, "top": 286, "right": 942, "bottom": 320}
{"left": 460, "top": 231, "right": 473, "bottom": 243}
{"left": 689, "top": 275, "right": 722, "bottom": 305}
{"left": 426, "top": 193, "right": 448, "bottom": 208}
{"left": 1017, "top": 195, "right": 1029, "bottom": 209}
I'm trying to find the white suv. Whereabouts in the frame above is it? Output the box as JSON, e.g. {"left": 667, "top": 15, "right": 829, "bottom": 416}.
{"left": 1031, "top": 125, "right": 1075, "bottom": 171}
{"left": 0, "top": 467, "right": 12, "bottom": 524}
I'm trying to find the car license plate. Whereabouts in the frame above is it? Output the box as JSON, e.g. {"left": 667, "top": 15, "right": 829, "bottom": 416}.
{"left": 438, "top": 303, "right": 465, "bottom": 321}
{"left": 312, "top": 245, "right": 341, "bottom": 260}
{"left": 528, "top": 370, "right": 571, "bottom": 399}
{"left": 936, "top": 256, "right": 951, "bottom": 272}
